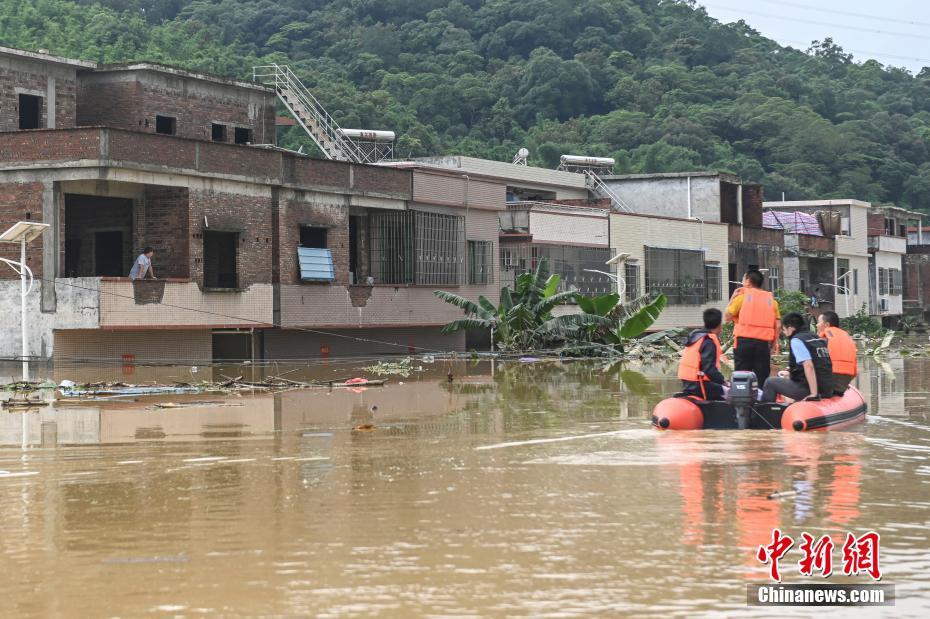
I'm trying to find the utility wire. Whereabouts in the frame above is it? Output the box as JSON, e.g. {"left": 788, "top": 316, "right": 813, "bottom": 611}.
{"left": 702, "top": 2, "right": 930, "bottom": 41}
{"left": 748, "top": 0, "right": 930, "bottom": 29}
{"left": 26, "top": 275, "right": 454, "bottom": 355}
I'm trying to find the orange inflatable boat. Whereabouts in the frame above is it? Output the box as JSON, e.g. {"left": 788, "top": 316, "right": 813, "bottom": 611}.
{"left": 652, "top": 386, "right": 867, "bottom": 431}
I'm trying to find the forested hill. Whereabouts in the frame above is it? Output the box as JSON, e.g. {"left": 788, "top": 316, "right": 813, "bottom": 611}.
{"left": 3, "top": 0, "right": 930, "bottom": 211}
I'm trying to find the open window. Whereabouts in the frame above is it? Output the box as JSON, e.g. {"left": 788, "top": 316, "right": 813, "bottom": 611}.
{"left": 297, "top": 225, "right": 334, "bottom": 281}
{"left": 624, "top": 261, "right": 640, "bottom": 301}
{"left": 19, "top": 94, "right": 41, "bottom": 129}
{"left": 155, "top": 115, "right": 176, "bottom": 135}
{"left": 467, "top": 240, "right": 493, "bottom": 285}
{"left": 234, "top": 127, "right": 252, "bottom": 144}
{"left": 299, "top": 225, "right": 327, "bottom": 249}
{"left": 211, "top": 123, "right": 227, "bottom": 142}
{"left": 203, "top": 230, "right": 238, "bottom": 289}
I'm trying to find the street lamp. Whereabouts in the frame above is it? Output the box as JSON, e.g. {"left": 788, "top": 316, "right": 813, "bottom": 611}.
{"left": 587, "top": 252, "right": 631, "bottom": 299}
{"left": 0, "top": 221, "right": 50, "bottom": 382}
{"left": 819, "top": 269, "right": 852, "bottom": 318}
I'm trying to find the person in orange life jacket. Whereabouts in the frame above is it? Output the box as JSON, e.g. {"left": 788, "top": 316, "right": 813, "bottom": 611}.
{"left": 678, "top": 308, "right": 727, "bottom": 400}
{"left": 760, "top": 312, "right": 834, "bottom": 403}
{"left": 816, "top": 310, "right": 858, "bottom": 395}
{"left": 725, "top": 269, "right": 780, "bottom": 386}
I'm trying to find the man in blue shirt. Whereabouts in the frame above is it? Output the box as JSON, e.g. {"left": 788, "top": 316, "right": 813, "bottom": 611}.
{"left": 761, "top": 312, "right": 834, "bottom": 402}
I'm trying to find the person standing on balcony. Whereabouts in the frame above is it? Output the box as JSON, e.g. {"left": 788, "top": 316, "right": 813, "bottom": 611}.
{"left": 725, "top": 269, "right": 780, "bottom": 386}
{"left": 129, "top": 247, "right": 156, "bottom": 280}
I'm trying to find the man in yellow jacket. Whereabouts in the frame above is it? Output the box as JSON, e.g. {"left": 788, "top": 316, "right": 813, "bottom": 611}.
{"left": 725, "top": 269, "right": 781, "bottom": 386}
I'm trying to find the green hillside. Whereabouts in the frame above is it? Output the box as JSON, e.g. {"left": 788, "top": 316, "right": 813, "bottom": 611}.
{"left": 3, "top": 0, "right": 930, "bottom": 210}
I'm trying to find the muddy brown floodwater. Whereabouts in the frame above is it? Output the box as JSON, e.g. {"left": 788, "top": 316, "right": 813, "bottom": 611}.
{"left": 1, "top": 356, "right": 929, "bottom": 617}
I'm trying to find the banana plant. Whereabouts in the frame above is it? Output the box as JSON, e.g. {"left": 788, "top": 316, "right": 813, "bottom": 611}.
{"left": 434, "top": 259, "right": 576, "bottom": 351}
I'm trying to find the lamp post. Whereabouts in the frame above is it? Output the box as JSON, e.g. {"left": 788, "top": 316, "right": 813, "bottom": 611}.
{"left": 0, "top": 222, "right": 50, "bottom": 382}
{"left": 819, "top": 269, "right": 852, "bottom": 318}
{"left": 587, "top": 252, "right": 631, "bottom": 299}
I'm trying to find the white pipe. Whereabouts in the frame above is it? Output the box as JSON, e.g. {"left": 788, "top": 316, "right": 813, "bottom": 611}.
{"left": 21, "top": 238, "right": 28, "bottom": 383}
{"left": 737, "top": 184, "right": 744, "bottom": 242}
{"left": 686, "top": 176, "right": 692, "bottom": 219}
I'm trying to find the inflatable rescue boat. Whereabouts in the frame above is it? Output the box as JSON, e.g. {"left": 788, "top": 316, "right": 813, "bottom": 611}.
{"left": 652, "top": 371, "right": 867, "bottom": 431}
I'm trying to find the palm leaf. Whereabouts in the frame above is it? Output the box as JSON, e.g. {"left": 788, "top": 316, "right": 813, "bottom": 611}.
{"left": 433, "top": 290, "right": 483, "bottom": 317}
{"left": 440, "top": 318, "right": 493, "bottom": 334}
{"left": 618, "top": 294, "right": 668, "bottom": 339}
{"left": 577, "top": 293, "right": 620, "bottom": 316}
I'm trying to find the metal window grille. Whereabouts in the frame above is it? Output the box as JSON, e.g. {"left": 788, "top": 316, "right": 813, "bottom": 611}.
{"left": 368, "top": 210, "right": 466, "bottom": 285}
{"left": 645, "top": 247, "right": 706, "bottom": 305}
{"left": 369, "top": 210, "right": 415, "bottom": 284}
{"left": 704, "top": 265, "right": 722, "bottom": 301}
{"left": 891, "top": 269, "right": 903, "bottom": 295}
{"left": 414, "top": 211, "right": 465, "bottom": 286}
{"left": 879, "top": 267, "right": 888, "bottom": 295}
{"left": 497, "top": 243, "right": 611, "bottom": 295}
{"left": 468, "top": 240, "right": 493, "bottom": 285}
{"left": 624, "top": 262, "right": 640, "bottom": 301}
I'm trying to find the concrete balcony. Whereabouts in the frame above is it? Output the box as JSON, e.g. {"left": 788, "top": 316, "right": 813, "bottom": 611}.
{"left": 868, "top": 235, "right": 907, "bottom": 254}
{"left": 278, "top": 283, "right": 498, "bottom": 329}
{"left": 94, "top": 278, "right": 273, "bottom": 329}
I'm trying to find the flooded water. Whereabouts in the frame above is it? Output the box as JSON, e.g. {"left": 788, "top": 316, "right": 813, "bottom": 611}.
{"left": 1, "top": 356, "right": 929, "bottom": 616}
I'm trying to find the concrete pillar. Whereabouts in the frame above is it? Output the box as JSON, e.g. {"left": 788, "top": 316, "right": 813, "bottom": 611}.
{"left": 46, "top": 76, "right": 56, "bottom": 129}
{"left": 41, "top": 182, "right": 58, "bottom": 312}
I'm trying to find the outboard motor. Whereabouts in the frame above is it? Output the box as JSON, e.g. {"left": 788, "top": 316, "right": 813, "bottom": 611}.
{"left": 728, "top": 371, "right": 758, "bottom": 429}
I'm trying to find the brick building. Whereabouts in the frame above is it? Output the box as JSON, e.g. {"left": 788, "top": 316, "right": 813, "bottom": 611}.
{"left": 0, "top": 47, "right": 501, "bottom": 367}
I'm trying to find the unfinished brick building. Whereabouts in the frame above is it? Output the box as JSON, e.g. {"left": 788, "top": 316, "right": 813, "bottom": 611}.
{"left": 0, "top": 47, "right": 502, "bottom": 369}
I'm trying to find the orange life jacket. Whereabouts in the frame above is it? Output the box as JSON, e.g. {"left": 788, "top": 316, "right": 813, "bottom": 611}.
{"left": 821, "top": 326, "right": 857, "bottom": 376}
{"left": 734, "top": 289, "right": 777, "bottom": 342}
{"left": 678, "top": 333, "right": 723, "bottom": 382}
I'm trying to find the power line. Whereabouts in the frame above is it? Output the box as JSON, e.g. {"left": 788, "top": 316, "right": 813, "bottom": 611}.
{"left": 775, "top": 39, "right": 930, "bottom": 65}
{"left": 29, "top": 275, "right": 454, "bottom": 355}
{"left": 702, "top": 2, "right": 930, "bottom": 41}
{"left": 750, "top": 0, "right": 930, "bottom": 29}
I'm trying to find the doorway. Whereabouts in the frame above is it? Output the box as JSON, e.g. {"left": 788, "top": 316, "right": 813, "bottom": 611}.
{"left": 203, "top": 230, "right": 238, "bottom": 288}
{"left": 212, "top": 331, "right": 253, "bottom": 361}
{"left": 19, "top": 94, "right": 41, "bottom": 129}
{"left": 94, "top": 231, "right": 124, "bottom": 276}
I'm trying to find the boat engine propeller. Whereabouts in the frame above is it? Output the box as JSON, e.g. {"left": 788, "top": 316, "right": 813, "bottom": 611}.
{"left": 728, "top": 371, "right": 758, "bottom": 430}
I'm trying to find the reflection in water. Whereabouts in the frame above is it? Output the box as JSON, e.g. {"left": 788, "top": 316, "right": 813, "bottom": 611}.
{"left": 0, "top": 358, "right": 928, "bottom": 616}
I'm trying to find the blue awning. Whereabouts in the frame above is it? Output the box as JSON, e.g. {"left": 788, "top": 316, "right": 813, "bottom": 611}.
{"left": 298, "top": 247, "right": 335, "bottom": 281}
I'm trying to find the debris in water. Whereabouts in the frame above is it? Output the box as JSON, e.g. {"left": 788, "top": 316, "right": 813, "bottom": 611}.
{"left": 767, "top": 490, "right": 798, "bottom": 500}
{"left": 353, "top": 424, "right": 375, "bottom": 431}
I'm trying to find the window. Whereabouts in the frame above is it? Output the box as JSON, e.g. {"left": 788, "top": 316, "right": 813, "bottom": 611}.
{"left": 299, "top": 225, "right": 327, "bottom": 249}
{"left": 155, "top": 115, "right": 176, "bottom": 135}
{"left": 878, "top": 267, "right": 888, "bottom": 295}
{"left": 234, "top": 127, "right": 252, "bottom": 144}
{"left": 18, "top": 94, "right": 41, "bottom": 129}
{"left": 891, "top": 269, "right": 903, "bottom": 295}
{"left": 211, "top": 123, "right": 227, "bottom": 142}
{"left": 837, "top": 258, "right": 850, "bottom": 294}
{"left": 624, "top": 261, "right": 640, "bottom": 301}
{"left": 884, "top": 218, "right": 895, "bottom": 236}
{"left": 368, "top": 210, "right": 465, "bottom": 285}
{"left": 853, "top": 269, "right": 859, "bottom": 295}
{"left": 768, "top": 266, "right": 779, "bottom": 292}
{"left": 298, "top": 247, "right": 335, "bottom": 281}
{"left": 468, "top": 240, "right": 493, "bottom": 285}
{"left": 840, "top": 217, "right": 850, "bottom": 236}
{"left": 203, "top": 230, "right": 238, "bottom": 289}
{"left": 704, "top": 264, "right": 722, "bottom": 301}
{"left": 645, "top": 247, "right": 706, "bottom": 306}
{"left": 899, "top": 224, "right": 907, "bottom": 238}
{"left": 414, "top": 211, "right": 465, "bottom": 286}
